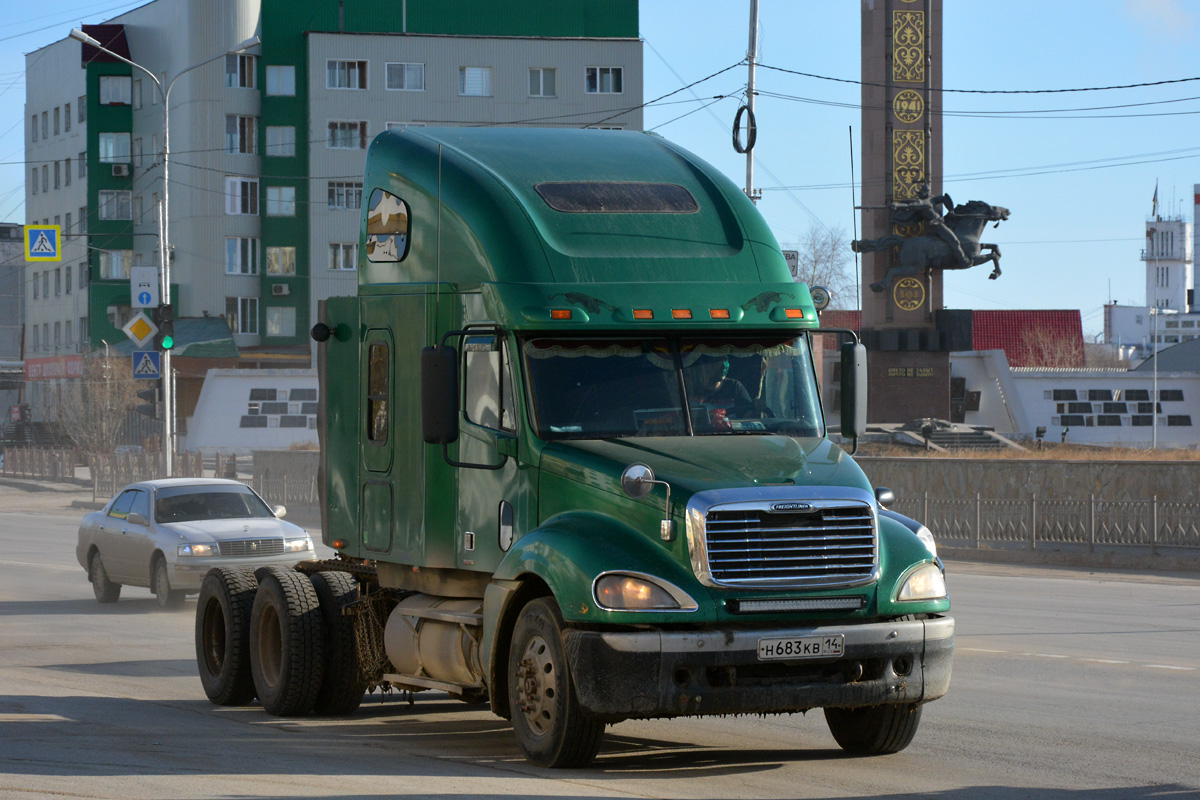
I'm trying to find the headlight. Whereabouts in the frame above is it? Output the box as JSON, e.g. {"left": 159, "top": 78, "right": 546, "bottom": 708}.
{"left": 284, "top": 536, "right": 313, "bottom": 553}
{"left": 915, "top": 525, "right": 937, "bottom": 559}
{"left": 178, "top": 543, "right": 218, "bottom": 557}
{"left": 896, "top": 562, "right": 947, "bottom": 602}
{"left": 593, "top": 573, "right": 696, "bottom": 611}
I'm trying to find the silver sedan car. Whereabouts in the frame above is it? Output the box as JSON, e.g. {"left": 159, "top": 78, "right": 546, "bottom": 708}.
{"left": 77, "top": 478, "right": 314, "bottom": 609}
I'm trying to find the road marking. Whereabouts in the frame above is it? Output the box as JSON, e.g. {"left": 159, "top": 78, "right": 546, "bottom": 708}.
{"left": 962, "top": 647, "right": 1195, "bottom": 672}
{"left": 1031, "top": 653, "right": 1069, "bottom": 659}
{"left": 1080, "top": 658, "right": 1130, "bottom": 665}
{"left": 1143, "top": 664, "right": 1196, "bottom": 671}
{"left": 0, "top": 559, "right": 76, "bottom": 572}
{"left": 960, "top": 647, "right": 1007, "bottom": 653}
{"left": 0, "top": 713, "right": 70, "bottom": 722}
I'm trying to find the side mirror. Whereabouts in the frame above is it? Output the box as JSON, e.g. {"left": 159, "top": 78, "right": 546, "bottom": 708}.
{"left": 421, "top": 345, "right": 459, "bottom": 444}
{"left": 126, "top": 512, "right": 147, "bottom": 526}
{"left": 840, "top": 342, "right": 868, "bottom": 440}
{"left": 273, "top": 505, "right": 287, "bottom": 519}
{"left": 875, "top": 487, "right": 895, "bottom": 509}
{"left": 620, "top": 463, "right": 675, "bottom": 542}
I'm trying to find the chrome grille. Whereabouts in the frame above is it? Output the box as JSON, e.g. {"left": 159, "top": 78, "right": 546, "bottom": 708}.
{"left": 703, "top": 503, "right": 876, "bottom": 588}
{"left": 218, "top": 538, "right": 285, "bottom": 557}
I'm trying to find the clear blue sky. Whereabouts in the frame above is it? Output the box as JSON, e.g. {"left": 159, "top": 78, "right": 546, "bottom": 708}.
{"left": 3, "top": 1, "right": 1198, "bottom": 338}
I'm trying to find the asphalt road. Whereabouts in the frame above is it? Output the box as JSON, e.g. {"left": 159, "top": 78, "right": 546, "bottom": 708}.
{"left": 2, "top": 504, "right": 1198, "bottom": 799}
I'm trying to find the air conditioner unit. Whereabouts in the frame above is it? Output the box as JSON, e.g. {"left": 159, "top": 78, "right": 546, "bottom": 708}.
{"left": 271, "top": 284, "right": 290, "bottom": 296}
{"left": 112, "top": 164, "right": 130, "bottom": 177}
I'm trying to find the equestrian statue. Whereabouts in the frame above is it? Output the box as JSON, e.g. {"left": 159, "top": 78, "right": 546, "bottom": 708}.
{"left": 852, "top": 182, "right": 1010, "bottom": 293}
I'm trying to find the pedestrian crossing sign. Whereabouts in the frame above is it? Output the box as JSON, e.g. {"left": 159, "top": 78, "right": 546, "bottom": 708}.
{"left": 132, "top": 350, "right": 162, "bottom": 379}
{"left": 25, "top": 225, "right": 61, "bottom": 262}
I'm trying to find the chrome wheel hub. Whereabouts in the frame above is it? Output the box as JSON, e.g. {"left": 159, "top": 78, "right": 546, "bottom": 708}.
{"left": 515, "top": 634, "right": 556, "bottom": 736}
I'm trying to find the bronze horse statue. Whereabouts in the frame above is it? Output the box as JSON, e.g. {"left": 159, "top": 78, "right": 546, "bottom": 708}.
{"left": 853, "top": 200, "right": 1010, "bottom": 293}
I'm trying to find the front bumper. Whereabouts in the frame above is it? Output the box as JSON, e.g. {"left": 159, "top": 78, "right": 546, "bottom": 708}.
{"left": 563, "top": 615, "right": 953, "bottom": 720}
{"left": 168, "top": 553, "right": 309, "bottom": 591}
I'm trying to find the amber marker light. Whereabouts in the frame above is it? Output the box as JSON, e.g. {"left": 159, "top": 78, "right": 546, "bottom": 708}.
{"left": 784, "top": 308, "right": 805, "bottom": 319}
{"left": 550, "top": 309, "right": 573, "bottom": 320}
{"left": 709, "top": 309, "right": 730, "bottom": 320}
{"left": 331, "top": 538, "right": 348, "bottom": 549}
{"left": 633, "top": 309, "right": 654, "bottom": 320}
{"left": 671, "top": 309, "right": 693, "bottom": 319}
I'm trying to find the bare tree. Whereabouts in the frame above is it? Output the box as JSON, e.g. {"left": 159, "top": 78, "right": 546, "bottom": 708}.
{"left": 48, "top": 356, "right": 139, "bottom": 455}
{"left": 781, "top": 225, "right": 856, "bottom": 308}
{"left": 1017, "top": 326, "right": 1084, "bottom": 368}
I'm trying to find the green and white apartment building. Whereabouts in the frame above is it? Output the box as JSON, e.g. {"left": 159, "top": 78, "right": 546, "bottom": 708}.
{"left": 24, "top": 0, "right": 641, "bottom": 422}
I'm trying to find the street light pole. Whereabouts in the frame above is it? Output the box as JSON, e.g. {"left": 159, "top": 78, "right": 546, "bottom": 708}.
{"left": 70, "top": 29, "right": 259, "bottom": 475}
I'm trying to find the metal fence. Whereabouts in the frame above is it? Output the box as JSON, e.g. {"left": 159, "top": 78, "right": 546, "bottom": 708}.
{"left": 1, "top": 448, "right": 78, "bottom": 481}
{"left": 249, "top": 475, "right": 319, "bottom": 509}
{"left": 89, "top": 451, "right": 205, "bottom": 501}
{"left": 892, "top": 493, "right": 1200, "bottom": 554}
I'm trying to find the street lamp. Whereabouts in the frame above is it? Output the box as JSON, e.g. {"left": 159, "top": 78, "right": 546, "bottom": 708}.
{"left": 70, "top": 28, "right": 260, "bottom": 475}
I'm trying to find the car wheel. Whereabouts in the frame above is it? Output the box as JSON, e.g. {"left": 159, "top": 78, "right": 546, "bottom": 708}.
{"left": 195, "top": 567, "right": 258, "bottom": 706}
{"left": 153, "top": 558, "right": 186, "bottom": 611}
{"left": 508, "top": 597, "right": 605, "bottom": 768}
{"left": 90, "top": 552, "right": 121, "bottom": 604}
{"left": 309, "top": 571, "right": 367, "bottom": 716}
{"left": 824, "top": 703, "right": 923, "bottom": 755}
{"left": 249, "top": 566, "right": 325, "bottom": 716}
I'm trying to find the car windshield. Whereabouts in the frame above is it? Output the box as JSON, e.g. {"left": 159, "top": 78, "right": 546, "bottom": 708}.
{"left": 522, "top": 334, "right": 824, "bottom": 439}
{"left": 154, "top": 486, "right": 274, "bottom": 523}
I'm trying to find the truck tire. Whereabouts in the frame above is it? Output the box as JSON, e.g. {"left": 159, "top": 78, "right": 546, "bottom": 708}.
{"left": 195, "top": 567, "right": 258, "bottom": 706}
{"left": 90, "top": 552, "right": 121, "bottom": 604}
{"left": 508, "top": 597, "right": 605, "bottom": 768}
{"left": 309, "top": 571, "right": 366, "bottom": 716}
{"left": 154, "top": 558, "right": 187, "bottom": 611}
{"left": 824, "top": 703, "right": 923, "bottom": 755}
{"left": 249, "top": 567, "right": 326, "bottom": 716}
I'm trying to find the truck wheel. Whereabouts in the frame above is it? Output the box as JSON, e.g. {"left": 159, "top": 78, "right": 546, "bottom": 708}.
{"left": 153, "top": 558, "right": 187, "bottom": 611}
{"left": 309, "top": 571, "right": 366, "bottom": 716}
{"left": 249, "top": 567, "right": 325, "bottom": 716}
{"left": 195, "top": 567, "right": 258, "bottom": 706}
{"left": 508, "top": 597, "right": 605, "bottom": 768}
{"left": 824, "top": 703, "right": 923, "bottom": 755}
{"left": 90, "top": 552, "right": 121, "bottom": 604}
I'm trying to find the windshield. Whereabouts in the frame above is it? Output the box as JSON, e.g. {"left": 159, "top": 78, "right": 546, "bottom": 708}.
{"left": 523, "top": 335, "right": 824, "bottom": 439}
{"left": 154, "top": 485, "right": 275, "bottom": 523}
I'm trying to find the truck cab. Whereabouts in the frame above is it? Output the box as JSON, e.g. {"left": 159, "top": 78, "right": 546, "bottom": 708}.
{"left": 311, "top": 127, "right": 953, "bottom": 766}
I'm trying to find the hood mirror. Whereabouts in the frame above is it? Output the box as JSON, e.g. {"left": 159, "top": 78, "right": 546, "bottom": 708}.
{"left": 620, "top": 463, "right": 674, "bottom": 542}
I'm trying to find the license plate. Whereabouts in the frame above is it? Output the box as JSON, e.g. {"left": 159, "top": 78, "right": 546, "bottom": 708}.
{"left": 757, "top": 634, "right": 845, "bottom": 661}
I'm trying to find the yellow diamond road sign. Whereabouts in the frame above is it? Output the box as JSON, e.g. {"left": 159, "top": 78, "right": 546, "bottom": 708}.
{"left": 122, "top": 312, "right": 158, "bottom": 348}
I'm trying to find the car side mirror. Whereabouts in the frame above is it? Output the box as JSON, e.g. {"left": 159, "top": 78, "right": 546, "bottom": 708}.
{"left": 273, "top": 505, "right": 287, "bottom": 519}
{"left": 421, "top": 345, "right": 459, "bottom": 445}
{"left": 620, "top": 463, "right": 675, "bottom": 542}
{"left": 126, "top": 512, "right": 147, "bottom": 526}
{"left": 840, "top": 342, "right": 868, "bottom": 441}
{"left": 875, "top": 487, "right": 895, "bottom": 509}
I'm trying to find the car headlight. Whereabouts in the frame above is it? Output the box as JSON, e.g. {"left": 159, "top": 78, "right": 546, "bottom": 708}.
{"left": 284, "top": 536, "right": 313, "bottom": 553}
{"left": 896, "top": 562, "right": 947, "bottom": 602}
{"left": 178, "top": 543, "right": 219, "bottom": 557}
{"left": 915, "top": 525, "right": 937, "bottom": 559}
{"left": 593, "top": 572, "right": 697, "bottom": 611}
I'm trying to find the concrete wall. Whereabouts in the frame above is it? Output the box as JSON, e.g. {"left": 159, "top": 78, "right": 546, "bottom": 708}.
{"left": 858, "top": 456, "right": 1200, "bottom": 504}
{"left": 185, "top": 367, "right": 317, "bottom": 452}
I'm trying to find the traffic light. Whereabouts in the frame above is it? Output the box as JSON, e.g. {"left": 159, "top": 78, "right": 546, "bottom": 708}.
{"left": 153, "top": 304, "right": 175, "bottom": 351}
{"left": 136, "top": 380, "right": 162, "bottom": 419}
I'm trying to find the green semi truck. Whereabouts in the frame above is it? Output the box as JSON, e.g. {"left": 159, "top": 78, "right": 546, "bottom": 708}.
{"left": 194, "top": 127, "right": 953, "bottom": 768}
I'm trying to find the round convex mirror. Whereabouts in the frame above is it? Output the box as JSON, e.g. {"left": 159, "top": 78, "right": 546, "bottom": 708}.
{"left": 620, "top": 463, "right": 655, "bottom": 499}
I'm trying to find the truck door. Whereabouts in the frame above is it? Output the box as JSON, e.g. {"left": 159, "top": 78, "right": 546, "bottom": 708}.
{"left": 456, "top": 332, "right": 528, "bottom": 572}
{"left": 360, "top": 329, "right": 395, "bottom": 555}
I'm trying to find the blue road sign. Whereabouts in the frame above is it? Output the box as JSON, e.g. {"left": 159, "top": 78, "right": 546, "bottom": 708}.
{"left": 138, "top": 290, "right": 153, "bottom": 305}
{"left": 132, "top": 350, "right": 162, "bottom": 379}
{"left": 26, "top": 225, "right": 61, "bottom": 262}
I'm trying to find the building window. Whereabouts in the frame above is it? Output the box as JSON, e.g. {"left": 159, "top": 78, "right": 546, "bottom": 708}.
{"left": 132, "top": 81, "right": 142, "bottom": 110}
{"left": 586, "top": 66, "right": 623, "bottom": 94}
{"left": 41, "top": 165, "right": 48, "bottom": 193}
{"left": 329, "top": 243, "right": 357, "bottom": 271}
{"left": 225, "top": 237, "right": 259, "bottom": 275}
{"left": 78, "top": 96, "right": 86, "bottom": 122}
{"left": 266, "top": 186, "right": 296, "bottom": 216}
{"left": 265, "top": 126, "right": 295, "bottom": 157}
{"left": 227, "top": 297, "right": 259, "bottom": 335}
{"left": 225, "top": 115, "right": 257, "bottom": 154}
{"left": 54, "top": 269, "right": 61, "bottom": 296}
{"left": 98, "top": 132, "right": 131, "bottom": 163}
{"left": 367, "top": 342, "right": 388, "bottom": 443}
{"left": 266, "top": 246, "right": 296, "bottom": 275}
{"left": 386, "top": 62, "right": 424, "bottom": 91}
{"left": 529, "top": 67, "right": 556, "bottom": 97}
{"left": 327, "top": 59, "right": 367, "bottom": 89}
{"left": 54, "top": 322, "right": 61, "bottom": 348}
{"left": 54, "top": 161, "right": 61, "bottom": 189}
{"left": 64, "top": 212, "right": 72, "bottom": 237}
{"left": 79, "top": 206, "right": 87, "bottom": 234}
{"left": 78, "top": 153, "right": 86, "bottom": 178}
{"left": 32, "top": 273, "right": 38, "bottom": 299}
{"left": 226, "top": 54, "right": 256, "bottom": 88}
{"left": 53, "top": 107, "right": 60, "bottom": 135}
{"left": 266, "top": 307, "right": 297, "bottom": 338}
{"left": 459, "top": 66, "right": 491, "bottom": 96}
{"left": 65, "top": 321, "right": 73, "bottom": 347}
{"left": 30, "top": 168, "right": 36, "bottom": 195}
{"left": 328, "top": 121, "right": 367, "bottom": 149}
{"left": 327, "top": 181, "right": 362, "bottom": 210}
{"left": 1168, "top": 415, "right": 1192, "bottom": 426}
{"left": 1160, "top": 389, "right": 1185, "bottom": 401}
{"left": 266, "top": 65, "right": 295, "bottom": 96}
{"left": 98, "top": 190, "right": 132, "bottom": 220}
{"left": 65, "top": 265, "right": 72, "bottom": 294}
{"left": 99, "top": 76, "right": 132, "bottom": 105}
{"left": 41, "top": 111, "right": 47, "bottom": 139}
{"left": 31, "top": 326, "right": 38, "bottom": 351}
{"left": 79, "top": 263, "right": 88, "bottom": 289}
{"left": 64, "top": 103, "right": 71, "bottom": 132}
{"left": 64, "top": 158, "right": 72, "bottom": 186}
{"left": 31, "top": 115, "right": 36, "bottom": 142}
{"left": 225, "top": 177, "right": 259, "bottom": 215}
{"left": 98, "top": 250, "right": 133, "bottom": 280}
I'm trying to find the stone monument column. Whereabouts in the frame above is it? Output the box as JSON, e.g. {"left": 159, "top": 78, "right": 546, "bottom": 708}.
{"left": 860, "top": 0, "right": 950, "bottom": 421}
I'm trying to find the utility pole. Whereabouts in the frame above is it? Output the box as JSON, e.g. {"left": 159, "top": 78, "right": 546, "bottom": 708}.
{"left": 744, "top": 0, "right": 760, "bottom": 203}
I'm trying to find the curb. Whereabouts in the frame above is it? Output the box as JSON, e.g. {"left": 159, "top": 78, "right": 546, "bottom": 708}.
{"left": 941, "top": 546, "right": 1200, "bottom": 573}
